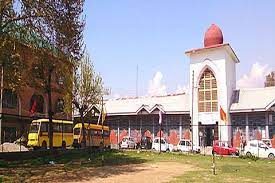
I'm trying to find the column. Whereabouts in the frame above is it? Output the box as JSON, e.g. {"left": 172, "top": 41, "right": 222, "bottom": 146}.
{"left": 269, "top": 114, "right": 273, "bottom": 139}
{"left": 265, "top": 112, "right": 269, "bottom": 139}
{"left": 179, "top": 116, "right": 182, "bottom": 140}
{"left": 117, "top": 120, "right": 120, "bottom": 145}
{"left": 140, "top": 117, "right": 142, "bottom": 137}
{"left": 128, "top": 119, "right": 131, "bottom": 137}
{"left": 246, "top": 113, "right": 249, "bottom": 142}
{"left": 152, "top": 115, "right": 155, "bottom": 139}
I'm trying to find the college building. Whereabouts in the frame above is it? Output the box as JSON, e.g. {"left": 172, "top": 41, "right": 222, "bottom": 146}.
{"left": 97, "top": 24, "right": 275, "bottom": 148}
{"left": 1, "top": 42, "right": 70, "bottom": 143}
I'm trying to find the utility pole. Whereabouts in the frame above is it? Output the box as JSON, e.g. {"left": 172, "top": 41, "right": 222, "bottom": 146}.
{"left": 0, "top": 64, "right": 3, "bottom": 148}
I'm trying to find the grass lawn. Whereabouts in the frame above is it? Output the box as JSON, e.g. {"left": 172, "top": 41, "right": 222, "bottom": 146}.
{"left": 124, "top": 151, "right": 275, "bottom": 182}
{"left": 0, "top": 150, "right": 275, "bottom": 182}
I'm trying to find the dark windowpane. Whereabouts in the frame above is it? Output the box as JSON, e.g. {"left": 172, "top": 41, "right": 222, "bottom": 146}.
{"left": 56, "top": 99, "right": 64, "bottom": 113}
{"left": 3, "top": 89, "right": 17, "bottom": 109}
{"left": 199, "top": 91, "right": 204, "bottom": 101}
{"left": 206, "top": 102, "right": 211, "bottom": 112}
{"left": 40, "top": 123, "right": 48, "bottom": 132}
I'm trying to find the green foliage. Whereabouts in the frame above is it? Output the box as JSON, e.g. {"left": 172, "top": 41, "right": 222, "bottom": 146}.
{"left": 72, "top": 52, "right": 104, "bottom": 110}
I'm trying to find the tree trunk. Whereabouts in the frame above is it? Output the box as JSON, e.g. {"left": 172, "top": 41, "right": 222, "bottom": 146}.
{"left": 47, "top": 70, "right": 53, "bottom": 150}
{"left": 80, "top": 110, "right": 86, "bottom": 148}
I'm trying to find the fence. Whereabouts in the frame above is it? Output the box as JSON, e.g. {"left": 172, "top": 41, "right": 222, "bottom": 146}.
{"left": 1, "top": 113, "right": 275, "bottom": 154}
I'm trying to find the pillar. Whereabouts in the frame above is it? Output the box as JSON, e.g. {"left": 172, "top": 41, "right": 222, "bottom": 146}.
{"left": 265, "top": 112, "right": 269, "bottom": 139}
{"left": 179, "top": 116, "right": 182, "bottom": 140}
{"left": 128, "top": 119, "right": 131, "bottom": 137}
{"left": 152, "top": 115, "right": 155, "bottom": 139}
{"left": 246, "top": 113, "right": 249, "bottom": 142}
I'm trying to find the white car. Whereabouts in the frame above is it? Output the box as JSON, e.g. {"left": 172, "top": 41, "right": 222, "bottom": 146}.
{"left": 120, "top": 136, "right": 136, "bottom": 149}
{"left": 244, "top": 140, "right": 275, "bottom": 159}
{"left": 152, "top": 138, "right": 173, "bottom": 152}
{"left": 176, "top": 139, "right": 200, "bottom": 153}
{"left": 262, "top": 139, "right": 272, "bottom": 148}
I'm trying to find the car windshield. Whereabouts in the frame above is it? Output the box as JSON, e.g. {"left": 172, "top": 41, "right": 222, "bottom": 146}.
{"left": 122, "top": 138, "right": 128, "bottom": 142}
{"left": 263, "top": 140, "right": 271, "bottom": 147}
{"left": 74, "top": 128, "right": 80, "bottom": 135}
{"left": 29, "top": 122, "right": 40, "bottom": 133}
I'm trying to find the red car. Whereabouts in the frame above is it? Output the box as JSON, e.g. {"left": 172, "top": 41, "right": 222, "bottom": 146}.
{"left": 212, "top": 141, "right": 239, "bottom": 156}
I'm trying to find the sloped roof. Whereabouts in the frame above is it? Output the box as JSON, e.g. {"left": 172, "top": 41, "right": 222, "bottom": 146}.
{"left": 104, "top": 93, "right": 190, "bottom": 116}
{"left": 230, "top": 87, "right": 275, "bottom": 112}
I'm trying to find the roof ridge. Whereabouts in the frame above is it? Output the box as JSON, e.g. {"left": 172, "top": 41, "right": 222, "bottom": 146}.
{"left": 106, "top": 92, "right": 186, "bottom": 101}
{"left": 237, "top": 86, "right": 275, "bottom": 91}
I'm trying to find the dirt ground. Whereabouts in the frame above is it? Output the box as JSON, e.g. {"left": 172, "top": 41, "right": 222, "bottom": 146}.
{"left": 71, "top": 162, "right": 193, "bottom": 183}
{"left": 1, "top": 161, "right": 194, "bottom": 182}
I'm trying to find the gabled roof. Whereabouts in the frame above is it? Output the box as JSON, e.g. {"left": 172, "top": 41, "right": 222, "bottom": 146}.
{"left": 230, "top": 87, "right": 275, "bottom": 112}
{"left": 104, "top": 93, "right": 189, "bottom": 116}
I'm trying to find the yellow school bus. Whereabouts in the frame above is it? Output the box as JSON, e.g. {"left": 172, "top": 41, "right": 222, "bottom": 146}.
{"left": 27, "top": 119, "right": 73, "bottom": 149}
{"left": 73, "top": 123, "right": 110, "bottom": 148}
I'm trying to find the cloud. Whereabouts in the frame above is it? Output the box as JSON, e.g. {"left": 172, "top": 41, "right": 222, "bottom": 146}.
{"left": 237, "top": 62, "right": 271, "bottom": 89}
{"left": 148, "top": 71, "right": 167, "bottom": 96}
{"left": 176, "top": 84, "right": 189, "bottom": 94}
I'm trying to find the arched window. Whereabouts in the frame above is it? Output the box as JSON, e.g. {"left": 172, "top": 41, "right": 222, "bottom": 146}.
{"left": 55, "top": 98, "right": 64, "bottom": 113}
{"left": 198, "top": 68, "right": 218, "bottom": 112}
{"left": 29, "top": 94, "right": 44, "bottom": 113}
{"left": 3, "top": 89, "right": 18, "bottom": 109}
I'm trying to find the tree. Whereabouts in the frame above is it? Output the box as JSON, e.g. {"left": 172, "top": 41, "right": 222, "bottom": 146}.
{"left": 22, "top": 0, "right": 85, "bottom": 149}
{"left": 265, "top": 71, "right": 275, "bottom": 87}
{"left": 68, "top": 52, "right": 104, "bottom": 148}
{"left": 0, "top": 0, "right": 36, "bottom": 92}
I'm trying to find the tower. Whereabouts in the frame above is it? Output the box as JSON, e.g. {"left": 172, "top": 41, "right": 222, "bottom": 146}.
{"left": 185, "top": 24, "right": 239, "bottom": 146}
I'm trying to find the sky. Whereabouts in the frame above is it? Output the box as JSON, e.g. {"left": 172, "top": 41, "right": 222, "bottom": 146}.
{"left": 83, "top": 1, "right": 275, "bottom": 98}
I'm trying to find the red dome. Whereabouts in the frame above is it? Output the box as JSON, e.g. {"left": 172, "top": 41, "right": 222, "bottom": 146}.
{"left": 204, "top": 24, "right": 223, "bottom": 47}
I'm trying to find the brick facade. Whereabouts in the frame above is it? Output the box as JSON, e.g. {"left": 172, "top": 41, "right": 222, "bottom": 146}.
{"left": 1, "top": 44, "right": 72, "bottom": 143}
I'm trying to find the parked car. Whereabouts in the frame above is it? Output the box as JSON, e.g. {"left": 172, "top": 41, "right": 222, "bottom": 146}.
{"left": 152, "top": 138, "right": 173, "bottom": 152}
{"left": 120, "top": 136, "right": 136, "bottom": 149}
{"left": 139, "top": 136, "right": 152, "bottom": 149}
{"left": 244, "top": 140, "right": 275, "bottom": 159}
{"left": 176, "top": 139, "right": 200, "bottom": 153}
{"left": 14, "top": 136, "right": 28, "bottom": 147}
{"left": 262, "top": 139, "right": 272, "bottom": 148}
{"left": 212, "top": 141, "right": 239, "bottom": 156}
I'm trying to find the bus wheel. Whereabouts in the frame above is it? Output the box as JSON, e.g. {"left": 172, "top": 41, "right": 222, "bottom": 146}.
{"left": 42, "top": 141, "right": 47, "bottom": 150}
{"left": 62, "top": 141, "right": 66, "bottom": 150}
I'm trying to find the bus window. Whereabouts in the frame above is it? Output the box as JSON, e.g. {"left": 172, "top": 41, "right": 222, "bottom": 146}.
{"left": 74, "top": 128, "right": 80, "bottom": 135}
{"left": 30, "top": 122, "right": 40, "bottom": 133}
{"left": 97, "top": 130, "right": 102, "bottom": 136}
{"left": 64, "top": 124, "right": 72, "bottom": 133}
{"left": 40, "top": 123, "right": 48, "bottom": 132}
{"left": 104, "top": 131, "right": 109, "bottom": 137}
{"left": 53, "top": 123, "right": 62, "bottom": 133}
